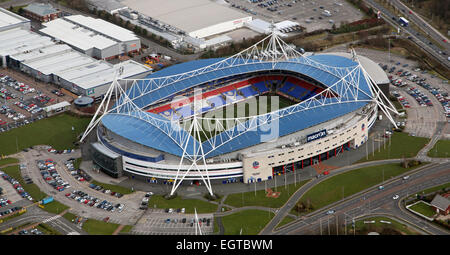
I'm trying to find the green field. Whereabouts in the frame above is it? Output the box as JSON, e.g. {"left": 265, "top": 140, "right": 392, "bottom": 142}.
{"left": 1, "top": 165, "right": 69, "bottom": 214}
{"left": 91, "top": 180, "right": 134, "bottom": 195}
{"left": 0, "top": 113, "right": 91, "bottom": 156}
{"left": 409, "top": 201, "right": 436, "bottom": 218}
{"left": 296, "top": 163, "right": 423, "bottom": 213}
{"left": 221, "top": 209, "right": 274, "bottom": 235}
{"left": 350, "top": 216, "right": 421, "bottom": 235}
{"left": 82, "top": 218, "right": 120, "bottom": 235}
{"left": 357, "top": 132, "right": 429, "bottom": 162}
{"left": 182, "top": 93, "right": 297, "bottom": 142}
{"left": 147, "top": 195, "right": 218, "bottom": 213}
{"left": 224, "top": 180, "right": 309, "bottom": 208}
{"left": 427, "top": 140, "right": 450, "bottom": 158}
{"left": 0, "top": 158, "right": 19, "bottom": 166}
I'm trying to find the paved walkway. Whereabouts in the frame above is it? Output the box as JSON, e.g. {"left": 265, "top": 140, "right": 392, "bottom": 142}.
{"left": 112, "top": 224, "right": 125, "bottom": 235}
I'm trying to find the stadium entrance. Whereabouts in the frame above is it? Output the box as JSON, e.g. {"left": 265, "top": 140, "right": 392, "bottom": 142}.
{"left": 271, "top": 142, "right": 351, "bottom": 177}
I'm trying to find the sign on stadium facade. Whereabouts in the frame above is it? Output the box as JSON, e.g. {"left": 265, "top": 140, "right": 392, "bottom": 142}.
{"left": 306, "top": 129, "right": 327, "bottom": 143}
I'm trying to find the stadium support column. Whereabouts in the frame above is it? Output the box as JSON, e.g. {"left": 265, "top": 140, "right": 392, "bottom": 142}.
{"left": 170, "top": 88, "right": 213, "bottom": 197}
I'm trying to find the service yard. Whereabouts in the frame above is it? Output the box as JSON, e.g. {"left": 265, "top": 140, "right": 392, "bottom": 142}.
{"left": 226, "top": 0, "right": 364, "bottom": 32}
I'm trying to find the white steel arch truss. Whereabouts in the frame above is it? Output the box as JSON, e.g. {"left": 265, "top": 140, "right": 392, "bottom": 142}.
{"left": 81, "top": 33, "right": 399, "bottom": 196}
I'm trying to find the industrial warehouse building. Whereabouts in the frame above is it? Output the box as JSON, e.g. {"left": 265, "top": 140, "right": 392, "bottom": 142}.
{"left": 40, "top": 15, "right": 141, "bottom": 60}
{"left": 0, "top": 27, "right": 151, "bottom": 99}
{"left": 0, "top": 7, "right": 30, "bottom": 32}
{"left": 121, "top": 0, "right": 252, "bottom": 39}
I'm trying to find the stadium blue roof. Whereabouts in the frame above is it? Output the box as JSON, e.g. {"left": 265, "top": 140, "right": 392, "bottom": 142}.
{"left": 119, "top": 55, "right": 367, "bottom": 110}
{"left": 103, "top": 55, "right": 374, "bottom": 158}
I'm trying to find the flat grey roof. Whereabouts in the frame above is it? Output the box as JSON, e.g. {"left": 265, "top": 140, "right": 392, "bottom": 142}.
{"left": 121, "top": 0, "right": 249, "bottom": 33}
{"left": 0, "top": 7, "right": 30, "bottom": 28}
{"left": 0, "top": 28, "right": 54, "bottom": 57}
{"left": 87, "top": 0, "right": 126, "bottom": 13}
{"left": 40, "top": 18, "right": 117, "bottom": 51}
{"left": 70, "top": 60, "right": 151, "bottom": 89}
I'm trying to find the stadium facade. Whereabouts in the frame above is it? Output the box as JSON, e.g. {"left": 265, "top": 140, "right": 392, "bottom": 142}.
{"left": 82, "top": 33, "right": 397, "bottom": 195}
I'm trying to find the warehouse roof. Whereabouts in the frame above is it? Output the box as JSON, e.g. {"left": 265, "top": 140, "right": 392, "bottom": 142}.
{"left": 0, "top": 28, "right": 54, "bottom": 57}
{"left": 86, "top": 0, "right": 126, "bottom": 14}
{"left": 40, "top": 18, "right": 117, "bottom": 51}
{"left": 122, "top": 0, "right": 250, "bottom": 34}
{"left": 64, "top": 15, "right": 139, "bottom": 42}
{"left": 11, "top": 44, "right": 71, "bottom": 62}
{"left": 23, "top": 3, "right": 60, "bottom": 17}
{"left": 0, "top": 7, "right": 30, "bottom": 28}
{"left": 70, "top": 60, "right": 151, "bottom": 89}
{"left": 57, "top": 61, "right": 112, "bottom": 81}
{"left": 22, "top": 49, "right": 97, "bottom": 75}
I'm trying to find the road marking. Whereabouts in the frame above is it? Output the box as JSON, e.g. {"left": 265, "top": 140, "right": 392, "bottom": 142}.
{"left": 42, "top": 215, "right": 61, "bottom": 224}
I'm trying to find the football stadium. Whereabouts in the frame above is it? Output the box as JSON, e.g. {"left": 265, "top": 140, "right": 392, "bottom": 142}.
{"left": 82, "top": 33, "right": 397, "bottom": 195}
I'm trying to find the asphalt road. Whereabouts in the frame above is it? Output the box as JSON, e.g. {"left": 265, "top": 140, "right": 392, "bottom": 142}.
{"left": 270, "top": 162, "right": 450, "bottom": 235}
{"left": 0, "top": 205, "right": 87, "bottom": 235}
{"left": 363, "top": 0, "right": 450, "bottom": 68}
{"left": 389, "top": 0, "right": 450, "bottom": 53}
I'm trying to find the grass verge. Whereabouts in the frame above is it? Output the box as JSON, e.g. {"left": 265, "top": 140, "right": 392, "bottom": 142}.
{"left": 0, "top": 158, "right": 19, "bottom": 167}
{"left": 275, "top": 216, "right": 296, "bottom": 230}
{"left": 421, "top": 183, "right": 450, "bottom": 195}
{"left": 349, "top": 216, "right": 421, "bottom": 235}
{"left": 37, "top": 223, "right": 62, "bottom": 235}
{"left": 91, "top": 180, "right": 133, "bottom": 195}
{"left": 147, "top": 195, "right": 218, "bottom": 214}
{"left": 357, "top": 132, "right": 429, "bottom": 163}
{"left": 294, "top": 163, "right": 424, "bottom": 214}
{"left": 82, "top": 218, "right": 120, "bottom": 235}
{"left": 224, "top": 180, "right": 309, "bottom": 208}
{"left": 427, "top": 140, "right": 450, "bottom": 158}
{"left": 119, "top": 225, "right": 134, "bottom": 234}
{"left": 221, "top": 209, "right": 274, "bottom": 235}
